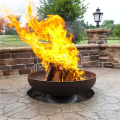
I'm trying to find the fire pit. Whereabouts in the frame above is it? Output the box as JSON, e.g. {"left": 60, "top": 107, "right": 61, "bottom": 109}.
{"left": 2, "top": 4, "right": 96, "bottom": 103}
{"left": 27, "top": 70, "right": 96, "bottom": 103}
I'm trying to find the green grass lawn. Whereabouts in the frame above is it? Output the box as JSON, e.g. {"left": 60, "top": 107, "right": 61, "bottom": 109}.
{"left": 0, "top": 35, "right": 28, "bottom": 47}
{"left": 107, "top": 40, "right": 120, "bottom": 44}
{"left": 78, "top": 39, "right": 120, "bottom": 44}
{"left": 0, "top": 35, "right": 119, "bottom": 48}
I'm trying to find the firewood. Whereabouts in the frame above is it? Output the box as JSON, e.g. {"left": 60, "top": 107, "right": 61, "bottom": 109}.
{"left": 43, "top": 63, "right": 53, "bottom": 81}
{"left": 63, "top": 71, "right": 73, "bottom": 81}
{"left": 52, "top": 70, "right": 62, "bottom": 82}
{"left": 63, "top": 70, "right": 69, "bottom": 78}
{"left": 59, "top": 65, "right": 63, "bottom": 70}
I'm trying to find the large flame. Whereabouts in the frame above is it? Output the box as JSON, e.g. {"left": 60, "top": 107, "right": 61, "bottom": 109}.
{"left": 2, "top": 4, "right": 85, "bottom": 81}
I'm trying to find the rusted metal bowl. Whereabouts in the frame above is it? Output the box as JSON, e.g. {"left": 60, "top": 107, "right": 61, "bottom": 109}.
{"left": 28, "top": 70, "right": 96, "bottom": 97}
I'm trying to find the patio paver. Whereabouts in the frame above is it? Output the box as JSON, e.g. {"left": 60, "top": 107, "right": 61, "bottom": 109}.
{"left": 0, "top": 68, "right": 120, "bottom": 120}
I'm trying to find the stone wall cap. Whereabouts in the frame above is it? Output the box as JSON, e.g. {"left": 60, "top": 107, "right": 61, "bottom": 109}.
{"left": 75, "top": 44, "right": 101, "bottom": 48}
{"left": 75, "top": 44, "right": 120, "bottom": 48}
{"left": 0, "top": 44, "right": 120, "bottom": 53}
{"left": 85, "top": 28, "right": 111, "bottom": 33}
{"left": 100, "top": 44, "right": 120, "bottom": 47}
{"left": 0, "top": 46, "right": 31, "bottom": 53}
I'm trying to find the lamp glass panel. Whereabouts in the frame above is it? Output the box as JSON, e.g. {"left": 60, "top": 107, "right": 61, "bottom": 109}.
{"left": 99, "top": 14, "right": 103, "bottom": 21}
{"left": 94, "top": 14, "right": 99, "bottom": 22}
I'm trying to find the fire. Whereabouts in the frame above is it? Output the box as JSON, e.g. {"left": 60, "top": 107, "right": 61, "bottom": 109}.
{"left": 2, "top": 4, "right": 85, "bottom": 81}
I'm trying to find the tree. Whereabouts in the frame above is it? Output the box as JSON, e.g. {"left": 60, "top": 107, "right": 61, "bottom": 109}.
{"left": 37, "top": 0, "right": 87, "bottom": 21}
{"left": 113, "top": 24, "right": 120, "bottom": 43}
{"left": 65, "top": 20, "right": 85, "bottom": 43}
{"left": 37, "top": 0, "right": 87, "bottom": 43}
{"left": 101, "top": 20, "right": 115, "bottom": 37}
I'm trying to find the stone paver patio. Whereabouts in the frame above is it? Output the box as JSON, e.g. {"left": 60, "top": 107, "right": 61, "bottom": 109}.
{"left": 0, "top": 68, "right": 120, "bottom": 120}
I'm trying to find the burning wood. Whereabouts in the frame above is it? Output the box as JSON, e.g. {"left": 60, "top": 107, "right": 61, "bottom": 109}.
{"left": 52, "top": 70, "right": 62, "bottom": 82}
{"left": 43, "top": 63, "right": 53, "bottom": 81}
{"left": 64, "top": 71, "right": 73, "bottom": 81}
{"left": 43, "top": 63, "right": 76, "bottom": 82}
{"left": 1, "top": 4, "right": 86, "bottom": 81}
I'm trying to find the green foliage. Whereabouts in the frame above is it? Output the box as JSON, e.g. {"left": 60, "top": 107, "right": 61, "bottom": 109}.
{"left": 5, "top": 28, "right": 17, "bottom": 35}
{"left": 87, "top": 24, "right": 96, "bottom": 29}
{"left": 84, "top": 22, "right": 96, "bottom": 29}
{"left": 101, "top": 20, "right": 115, "bottom": 37}
{"left": 78, "top": 21, "right": 96, "bottom": 39}
{"left": 102, "top": 20, "right": 114, "bottom": 26}
{"left": 37, "top": 0, "right": 87, "bottom": 43}
{"left": 113, "top": 24, "right": 120, "bottom": 39}
{"left": 65, "top": 20, "right": 85, "bottom": 43}
{"left": 37, "top": 0, "right": 87, "bottom": 21}
{"left": 107, "top": 37, "right": 119, "bottom": 40}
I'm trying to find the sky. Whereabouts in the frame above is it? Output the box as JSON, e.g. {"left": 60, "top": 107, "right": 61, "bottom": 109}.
{"left": 84, "top": 0, "right": 120, "bottom": 25}
{"left": 0, "top": 0, "right": 120, "bottom": 26}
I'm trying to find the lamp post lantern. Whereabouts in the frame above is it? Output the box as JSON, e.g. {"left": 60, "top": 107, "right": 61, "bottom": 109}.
{"left": 93, "top": 8, "right": 103, "bottom": 28}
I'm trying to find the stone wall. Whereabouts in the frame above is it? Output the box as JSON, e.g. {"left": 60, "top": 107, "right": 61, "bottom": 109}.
{"left": 0, "top": 47, "right": 43, "bottom": 77}
{"left": 0, "top": 44, "right": 120, "bottom": 77}
{"left": 76, "top": 45, "right": 100, "bottom": 68}
{"left": 99, "top": 45, "right": 120, "bottom": 68}
{"left": 85, "top": 28, "right": 111, "bottom": 44}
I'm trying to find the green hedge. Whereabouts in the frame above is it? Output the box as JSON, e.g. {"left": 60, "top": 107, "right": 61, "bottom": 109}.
{"left": 107, "top": 37, "right": 119, "bottom": 40}
{"left": 83, "top": 37, "right": 119, "bottom": 40}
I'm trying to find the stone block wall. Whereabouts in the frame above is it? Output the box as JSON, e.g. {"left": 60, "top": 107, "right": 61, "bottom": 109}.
{"left": 99, "top": 45, "right": 120, "bottom": 68}
{"left": 76, "top": 45, "right": 100, "bottom": 68}
{"left": 0, "top": 44, "right": 120, "bottom": 77}
{"left": 85, "top": 28, "right": 111, "bottom": 44}
{"left": 0, "top": 47, "right": 44, "bottom": 77}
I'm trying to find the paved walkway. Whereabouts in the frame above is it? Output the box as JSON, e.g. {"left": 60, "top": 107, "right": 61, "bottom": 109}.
{"left": 0, "top": 68, "right": 120, "bottom": 120}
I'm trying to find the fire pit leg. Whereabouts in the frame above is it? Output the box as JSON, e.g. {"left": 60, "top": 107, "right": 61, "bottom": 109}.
{"left": 46, "top": 95, "right": 77, "bottom": 103}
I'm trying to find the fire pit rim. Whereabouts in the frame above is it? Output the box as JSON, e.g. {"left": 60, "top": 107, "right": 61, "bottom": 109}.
{"left": 28, "top": 70, "right": 96, "bottom": 83}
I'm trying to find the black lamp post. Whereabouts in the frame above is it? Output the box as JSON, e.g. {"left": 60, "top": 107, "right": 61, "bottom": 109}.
{"left": 93, "top": 8, "right": 103, "bottom": 28}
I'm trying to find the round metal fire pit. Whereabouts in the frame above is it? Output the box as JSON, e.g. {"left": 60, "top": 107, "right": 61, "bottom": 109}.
{"left": 28, "top": 70, "right": 96, "bottom": 103}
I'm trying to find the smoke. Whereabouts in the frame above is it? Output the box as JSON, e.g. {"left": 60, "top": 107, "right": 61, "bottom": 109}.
{"left": 65, "top": 20, "right": 84, "bottom": 43}
{"left": 0, "top": 0, "right": 39, "bottom": 25}
{"left": 0, "top": 16, "right": 9, "bottom": 34}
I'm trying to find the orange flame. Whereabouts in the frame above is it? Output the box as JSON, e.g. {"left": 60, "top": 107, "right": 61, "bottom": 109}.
{"left": 3, "top": 4, "right": 85, "bottom": 81}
